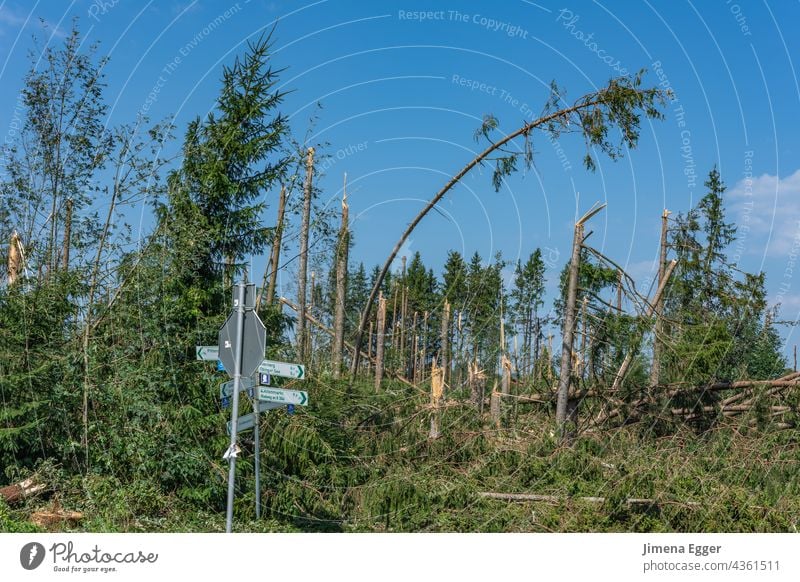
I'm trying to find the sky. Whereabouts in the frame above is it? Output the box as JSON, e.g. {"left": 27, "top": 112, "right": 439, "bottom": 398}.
{"left": 1, "top": 0, "right": 799, "bottom": 353}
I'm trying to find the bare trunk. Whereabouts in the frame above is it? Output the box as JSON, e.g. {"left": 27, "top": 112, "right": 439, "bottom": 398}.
{"left": 332, "top": 178, "right": 349, "bottom": 378}
{"left": 260, "top": 184, "right": 287, "bottom": 309}
{"left": 367, "top": 321, "right": 373, "bottom": 376}
{"left": 308, "top": 270, "right": 315, "bottom": 365}
{"left": 440, "top": 299, "right": 450, "bottom": 387}
{"left": 649, "top": 209, "right": 670, "bottom": 388}
{"left": 430, "top": 359, "right": 443, "bottom": 439}
{"left": 375, "top": 292, "right": 386, "bottom": 391}
{"left": 297, "top": 147, "right": 314, "bottom": 360}
{"left": 7, "top": 231, "right": 21, "bottom": 285}
{"left": 490, "top": 381, "right": 501, "bottom": 427}
{"left": 410, "top": 311, "right": 418, "bottom": 382}
{"left": 556, "top": 222, "right": 583, "bottom": 435}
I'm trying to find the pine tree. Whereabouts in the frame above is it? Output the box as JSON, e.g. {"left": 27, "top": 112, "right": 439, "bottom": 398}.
{"left": 167, "top": 32, "right": 288, "bottom": 294}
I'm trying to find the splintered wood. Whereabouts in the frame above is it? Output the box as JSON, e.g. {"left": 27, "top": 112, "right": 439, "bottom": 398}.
{"left": 430, "top": 359, "right": 444, "bottom": 439}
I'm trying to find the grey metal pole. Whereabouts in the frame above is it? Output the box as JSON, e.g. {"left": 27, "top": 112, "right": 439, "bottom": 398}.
{"left": 253, "top": 380, "right": 261, "bottom": 519}
{"left": 225, "top": 283, "right": 246, "bottom": 533}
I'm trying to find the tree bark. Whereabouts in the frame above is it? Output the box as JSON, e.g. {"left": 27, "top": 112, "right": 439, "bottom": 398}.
{"left": 430, "top": 359, "right": 443, "bottom": 439}
{"left": 556, "top": 222, "right": 584, "bottom": 436}
{"left": 7, "top": 231, "right": 21, "bottom": 285}
{"left": 260, "top": 184, "right": 287, "bottom": 309}
{"left": 649, "top": 209, "right": 670, "bottom": 388}
{"left": 375, "top": 292, "right": 386, "bottom": 391}
{"left": 297, "top": 147, "right": 314, "bottom": 361}
{"left": 440, "top": 299, "right": 450, "bottom": 387}
{"left": 331, "top": 177, "right": 349, "bottom": 378}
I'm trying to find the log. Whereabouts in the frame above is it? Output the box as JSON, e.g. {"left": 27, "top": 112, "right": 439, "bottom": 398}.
{"left": 31, "top": 508, "right": 83, "bottom": 529}
{"left": 0, "top": 479, "right": 45, "bottom": 504}
{"left": 478, "top": 491, "right": 700, "bottom": 507}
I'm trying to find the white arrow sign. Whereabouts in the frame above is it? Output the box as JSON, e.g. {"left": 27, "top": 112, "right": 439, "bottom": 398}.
{"left": 258, "top": 387, "right": 308, "bottom": 406}
{"left": 196, "top": 345, "right": 219, "bottom": 361}
{"left": 258, "top": 359, "right": 305, "bottom": 379}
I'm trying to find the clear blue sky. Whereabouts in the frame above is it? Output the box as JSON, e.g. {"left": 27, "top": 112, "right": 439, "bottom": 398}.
{"left": 1, "top": 1, "right": 799, "bottom": 351}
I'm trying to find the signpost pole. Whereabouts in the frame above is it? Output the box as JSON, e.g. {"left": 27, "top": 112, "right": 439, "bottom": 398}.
{"left": 225, "top": 283, "right": 246, "bottom": 533}
{"left": 253, "top": 379, "right": 261, "bottom": 519}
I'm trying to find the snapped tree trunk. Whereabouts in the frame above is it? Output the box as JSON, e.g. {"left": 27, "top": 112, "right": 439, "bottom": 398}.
{"left": 7, "top": 231, "right": 22, "bottom": 285}
{"left": 556, "top": 204, "right": 605, "bottom": 439}
{"left": 374, "top": 292, "right": 386, "bottom": 391}
{"left": 297, "top": 147, "right": 314, "bottom": 361}
{"left": 440, "top": 299, "right": 450, "bottom": 387}
{"left": 332, "top": 179, "right": 349, "bottom": 378}
{"left": 556, "top": 223, "right": 584, "bottom": 436}
{"left": 260, "top": 184, "right": 287, "bottom": 309}
{"left": 649, "top": 209, "right": 670, "bottom": 388}
{"left": 430, "top": 359, "right": 444, "bottom": 439}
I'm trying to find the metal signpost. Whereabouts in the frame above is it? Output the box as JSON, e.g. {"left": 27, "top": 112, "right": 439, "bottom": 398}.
{"left": 219, "top": 283, "right": 267, "bottom": 532}
{"left": 203, "top": 285, "right": 310, "bottom": 530}
{"left": 258, "top": 359, "right": 306, "bottom": 379}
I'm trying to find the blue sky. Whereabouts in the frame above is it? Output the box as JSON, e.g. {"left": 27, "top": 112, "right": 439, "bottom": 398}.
{"left": 1, "top": 1, "right": 799, "bottom": 352}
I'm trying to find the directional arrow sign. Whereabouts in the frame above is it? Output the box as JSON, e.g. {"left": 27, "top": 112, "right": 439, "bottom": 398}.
{"left": 219, "top": 376, "right": 255, "bottom": 399}
{"left": 258, "top": 386, "right": 308, "bottom": 406}
{"left": 258, "top": 359, "right": 305, "bottom": 380}
{"left": 196, "top": 345, "right": 219, "bottom": 361}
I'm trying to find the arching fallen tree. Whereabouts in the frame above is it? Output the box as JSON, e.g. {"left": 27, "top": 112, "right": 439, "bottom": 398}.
{"left": 350, "top": 71, "right": 670, "bottom": 382}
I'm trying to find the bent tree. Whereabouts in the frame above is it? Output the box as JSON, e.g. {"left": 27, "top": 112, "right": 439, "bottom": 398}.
{"left": 350, "top": 71, "right": 670, "bottom": 379}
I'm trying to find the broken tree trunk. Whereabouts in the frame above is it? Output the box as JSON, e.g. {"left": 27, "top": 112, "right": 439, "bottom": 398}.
{"left": 490, "top": 380, "right": 501, "bottom": 428}
{"left": 501, "top": 354, "right": 512, "bottom": 396}
{"left": 332, "top": 179, "right": 350, "bottom": 378}
{"left": 440, "top": 299, "right": 450, "bottom": 387}
{"left": 430, "top": 359, "right": 444, "bottom": 439}
{"left": 649, "top": 209, "right": 670, "bottom": 388}
{"left": 297, "top": 147, "right": 315, "bottom": 361}
{"left": 375, "top": 292, "right": 386, "bottom": 391}
{"left": 556, "top": 221, "right": 585, "bottom": 434}
{"left": 7, "top": 230, "right": 22, "bottom": 285}
{"left": 261, "top": 184, "right": 287, "bottom": 309}
{"left": 469, "top": 360, "right": 486, "bottom": 411}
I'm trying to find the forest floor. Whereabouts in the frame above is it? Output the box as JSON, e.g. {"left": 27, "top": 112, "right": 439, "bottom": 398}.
{"left": 2, "top": 378, "right": 799, "bottom": 533}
